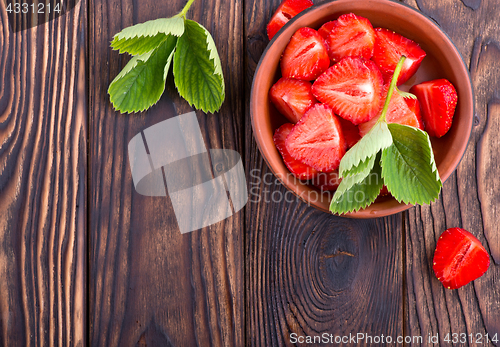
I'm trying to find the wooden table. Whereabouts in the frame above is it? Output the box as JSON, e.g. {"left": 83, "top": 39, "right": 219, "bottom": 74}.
{"left": 1, "top": 0, "right": 499, "bottom": 345}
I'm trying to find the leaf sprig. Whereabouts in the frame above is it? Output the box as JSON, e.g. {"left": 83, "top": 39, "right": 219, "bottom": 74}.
{"left": 108, "top": 0, "right": 225, "bottom": 114}
{"left": 330, "top": 56, "right": 442, "bottom": 214}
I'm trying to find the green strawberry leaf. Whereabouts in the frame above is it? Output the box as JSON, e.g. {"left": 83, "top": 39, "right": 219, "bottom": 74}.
{"left": 334, "top": 155, "right": 376, "bottom": 198}
{"left": 173, "top": 19, "right": 225, "bottom": 114}
{"left": 330, "top": 154, "right": 384, "bottom": 214}
{"left": 342, "top": 154, "right": 375, "bottom": 177}
{"left": 339, "top": 121, "right": 392, "bottom": 177}
{"left": 381, "top": 123, "right": 442, "bottom": 205}
{"left": 113, "top": 50, "right": 153, "bottom": 81}
{"left": 111, "top": 17, "right": 185, "bottom": 55}
{"left": 108, "top": 35, "right": 177, "bottom": 113}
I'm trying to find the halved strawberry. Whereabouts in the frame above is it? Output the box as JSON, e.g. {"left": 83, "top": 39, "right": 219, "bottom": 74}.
{"left": 338, "top": 117, "right": 361, "bottom": 150}
{"left": 378, "top": 185, "right": 390, "bottom": 196}
{"left": 410, "top": 79, "right": 457, "bottom": 138}
{"left": 269, "top": 78, "right": 317, "bottom": 123}
{"left": 286, "top": 104, "right": 345, "bottom": 172}
{"left": 326, "top": 13, "right": 375, "bottom": 62}
{"left": 312, "top": 170, "right": 341, "bottom": 191}
{"left": 281, "top": 27, "right": 330, "bottom": 81}
{"left": 311, "top": 57, "right": 384, "bottom": 125}
{"left": 358, "top": 86, "right": 423, "bottom": 137}
{"left": 274, "top": 123, "right": 319, "bottom": 180}
{"left": 404, "top": 96, "right": 423, "bottom": 124}
{"left": 267, "top": 0, "right": 314, "bottom": 40}
{"left": 433, "top": 227, "right": 490, "bottom": 290}
{"left": 372, "top": 28, "right": 426, "bottom": 85}
{"left": 317, "top": 20, "right": 335, "bottom": 57}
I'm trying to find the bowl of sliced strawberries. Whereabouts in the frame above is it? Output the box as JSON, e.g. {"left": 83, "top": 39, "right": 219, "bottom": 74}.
{"left": 250, "top": 0, "right": 474, "bottom": 217}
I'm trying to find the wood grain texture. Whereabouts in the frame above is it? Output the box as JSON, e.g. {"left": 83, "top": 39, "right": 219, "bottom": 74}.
{"left": 403, "top": 0, "right": 500, "bottom": 344}
{"left": 88, "top": 0, "right": 244, "bottom": 345}
{"left": 244, "top": 1, "right": 403, "bottom": 345}
{"left": 0, "top": 0, "right": 87, "bottom": 345}
{"left": 244, "top": 186, "right": 403, "bottom": 346}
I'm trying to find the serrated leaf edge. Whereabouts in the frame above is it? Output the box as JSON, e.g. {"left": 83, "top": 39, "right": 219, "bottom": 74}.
{"left": 173, "top": 19, "right": 225, "bottom": 114}
{"left": 342, "top": 155, "right": 375, "bottom": 178}
{"left": 111, "top": 17, "right": 185, "bottom": 44}
{"left": 330, "top": 157, "right": 383, "bottom": 214}
{"left": 108, "top": 37, "right": 177, "bottom": 114}
{"left": 382, "top": 124, "right": 442, "bottom": 205}
{"left": 339, "top": 121, "right": 392, "bottom": 177}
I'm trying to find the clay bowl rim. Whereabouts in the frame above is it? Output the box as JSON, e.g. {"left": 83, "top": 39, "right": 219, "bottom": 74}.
{"left": 250, "top": 0, "right": 474, "bottom": 218}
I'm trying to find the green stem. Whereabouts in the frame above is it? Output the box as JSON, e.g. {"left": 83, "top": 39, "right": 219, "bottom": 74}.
{"left": 178, "top": 0, "right": 196, "bottom": 18}
{"left": 377, "top": 55, "right": 406, "bottom": 123}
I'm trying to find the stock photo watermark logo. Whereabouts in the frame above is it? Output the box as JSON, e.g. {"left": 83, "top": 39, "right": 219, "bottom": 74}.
{"left": 247, "top": 170, "right": 380, "bottom": 206}
{"left": 128, "top": 112, "right": 248, "bottom": 234}
{"left": 4, "top": 0, "right": 78, "bottom": 32}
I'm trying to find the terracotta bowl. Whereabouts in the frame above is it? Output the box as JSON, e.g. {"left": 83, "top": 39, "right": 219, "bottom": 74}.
{"left": 250, "top": 0, "right": 474, "bottom": 218}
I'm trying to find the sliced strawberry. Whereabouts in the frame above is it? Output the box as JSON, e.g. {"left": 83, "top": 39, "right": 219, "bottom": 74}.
{"left": 410, "top": 79, "right": 458, "bottom": 138}
{"left": 358, "top": 86, "right": 423, "bottom": 137}
{"left": 281, "top": 27, "right": 330, "bottom": 81}
{"left": 327, "top": 13, "right": 375, "bottom": 62}
{"left": 433, "top": 227, "right": 490, "bottom": 290}
{"left": 372, "top": 28, "right": 426, "bottom": 85}
{"left": 269, "top": 78, "right": 317, "bottom": 123}
{"left": 311, "top": 57, "right": 384, "bottom": 125}
{"left": 311, "top": 170, "right": 342, "bottom": 191}
{"left": 318, "top": 20, "right": 335, "bottom": 40}
{"left": 338, "top": 117, "right": 360, "bottom": 150}
{"left": 274, "top": 123, "right": 319, "bottom": 180}
{"left": 267, "top": 0, "right": 314, "bottom": 40}
{"left": 404, "top": 96, "right": 423, "bottom": 124}
{"left": 379, "top": 185, "right": 390, "bottom": 196}
{"left": 285, "top": 104, "right": 345, "bottom": 172}
{"left": 317, "top": 20, "right": 335, "bottom": 57}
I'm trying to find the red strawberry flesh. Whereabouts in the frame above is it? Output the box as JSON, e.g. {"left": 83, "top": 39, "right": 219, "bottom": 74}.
{"left": 269, "top": 77, "right": 317, "bottom": 123}
{"left": 378, "top": 185, "right": 390, "bottom": 196}
{"left": 312, "top": 170, "right": 342, "bottom": 191}
{"left": 410, "top": 79, "right": 457, "bottom": 138}
{"left": 327, "top": 13, "right": 375, "bottom": 62}
{"left": 318, "top": 21, "right": 335, "bottom": 58}
{"left": 358, "top": 86, "right": 423, "bottom": 137}
{"left": 312, "top": 57, "right": 384, "bottom": 125}
{"left": 285, "top": 103, "right": 345, "bottom": 172}
{"left": 433, "top": 227, "right": 490, "bottom": 289}
{"left": 372, "top": 28, "right": 426, "bottom": 85}
{"left": 266, "top": 0, "right": 314, "bottom": 40}
{"left": 281, "top": 27, "right": 330, "bottom": 81}
{"left": 274, "top": 123, "right": 319, "bottom": 180}
{"left": 337, "top": 117, "right": 361, "bottom": 150}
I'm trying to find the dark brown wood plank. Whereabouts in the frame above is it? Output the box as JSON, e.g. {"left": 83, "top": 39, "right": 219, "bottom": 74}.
{"left": 244, "top": 1, "right": 403, "bottom": 345}
{"left": 88, "top": 0, "right": 244, "bottom": 345}
{"left": 403, "top": 0, "right": 500, "bottom": 344}
{"left": 0, "top": 1, "right": 87, "bottom": 345}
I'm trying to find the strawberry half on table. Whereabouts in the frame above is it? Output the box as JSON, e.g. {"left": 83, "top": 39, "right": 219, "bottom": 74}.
{"left": 410, "top": 78, "right": 458, "bottom": 138}
{"left": 433, "top": 227, "right": 490, "bottom": 290}
{"left": 285, "top": 103, "right": 345, "bottom": 172}
{"left": 312, "top": 57, "right": 384, "bottom": 125}
{"left": 266, "top": 0, "right": 314, "bottom": 40}
{"left": 274, "top": 123, "right": 319, "bottom": 180}
{"left": 281, "top": 27, "right": 330, "bottom": 81}
{"left": 372, "top": 28, "right": 426, "bottom": 85}
{"left": 358, "top": 86, "right": 423, "bottom": 137}
{"left": 325, "top": 13, "right": 376, "bottom": 62}
{"left": 269, "top": 77, "right": 317, "bottom": 123}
